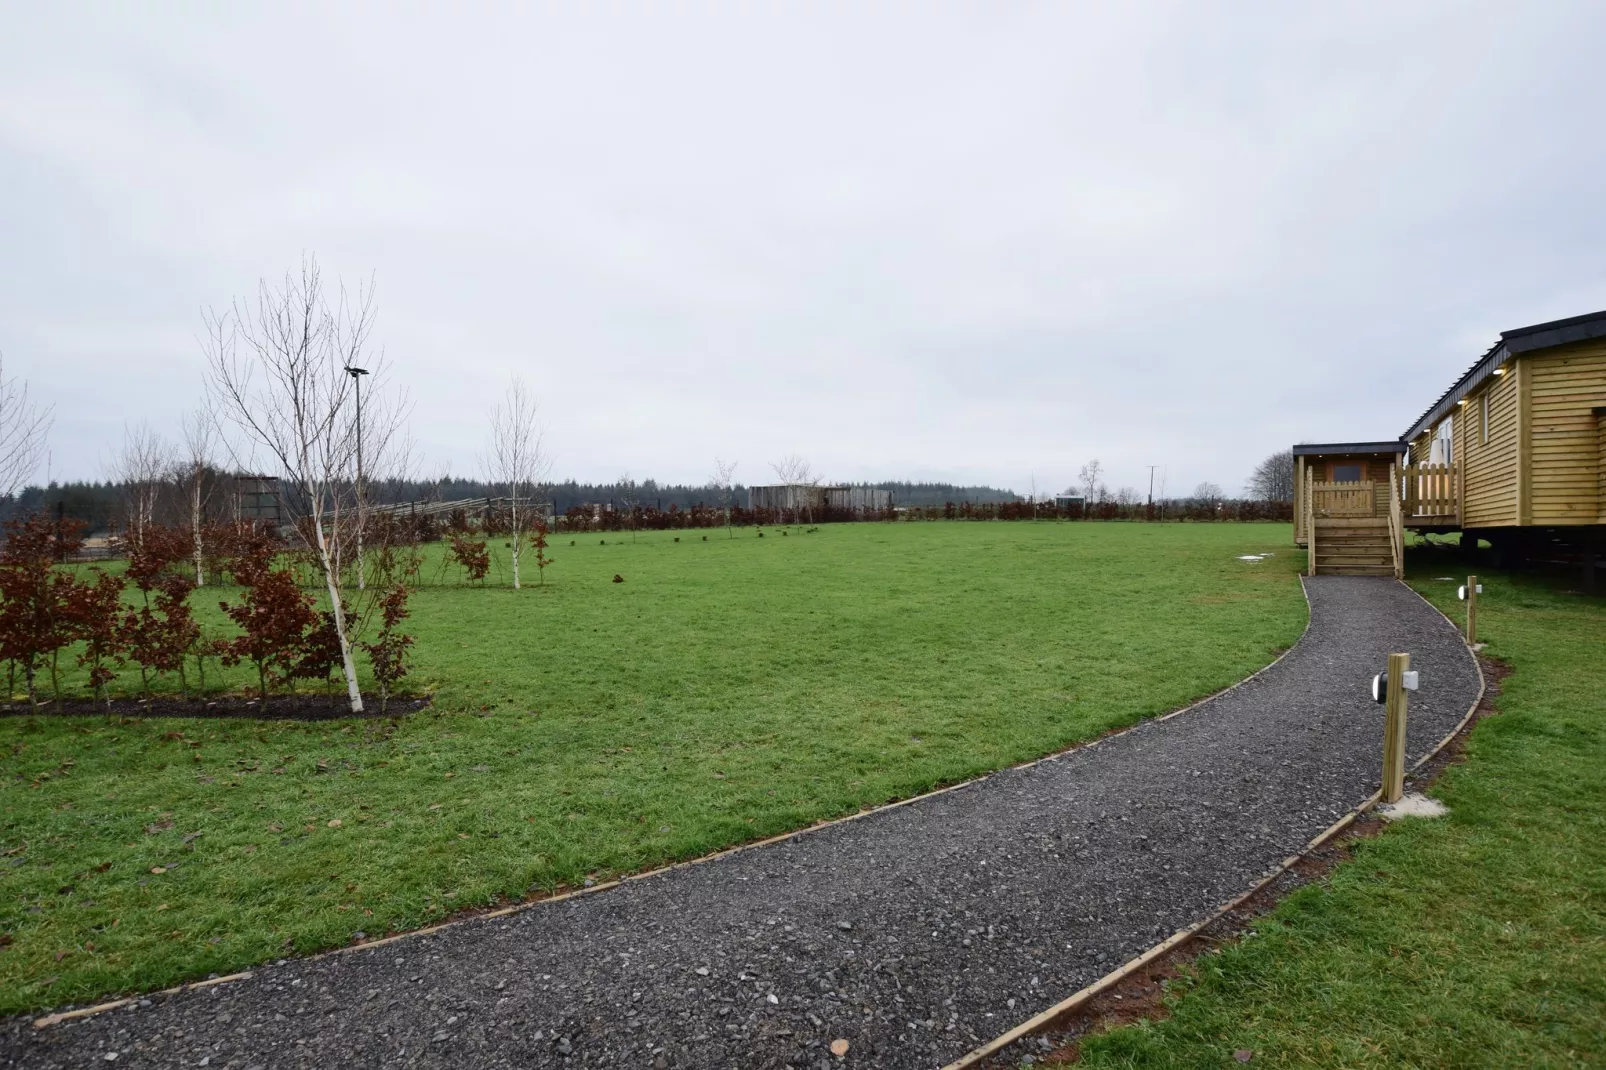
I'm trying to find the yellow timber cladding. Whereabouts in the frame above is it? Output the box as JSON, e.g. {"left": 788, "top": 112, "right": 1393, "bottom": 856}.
{"left": 1599, "top": 402, "right": 1606, "bottom": 520}
{"left": 1530, "top": 343, "right": 1606, "bottom": 524}
{"left": 1408, "top": 337, "right": 1606, "bottom": 529}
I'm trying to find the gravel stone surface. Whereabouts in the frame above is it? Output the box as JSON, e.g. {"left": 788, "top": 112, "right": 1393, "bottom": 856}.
{"left": 3, "top": 577, "right": 1481, "bottom": 1070}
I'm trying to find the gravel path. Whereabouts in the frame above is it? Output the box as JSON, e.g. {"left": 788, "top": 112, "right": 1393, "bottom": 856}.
{"left": 3, "top": 577, "right": 1481, "bottom": 1070}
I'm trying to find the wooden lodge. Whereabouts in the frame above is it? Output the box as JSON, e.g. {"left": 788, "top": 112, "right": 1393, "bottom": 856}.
{"left": 1296, "top": 310, "right": 1606, "bottom": 577}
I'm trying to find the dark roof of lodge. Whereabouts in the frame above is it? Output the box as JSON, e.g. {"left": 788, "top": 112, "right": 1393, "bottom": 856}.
{"left": 1400, "top": 309, "right": 1606, "bottom": 443}
{"left": 1291, "top": 442, "right": 1405, "bottom": 457}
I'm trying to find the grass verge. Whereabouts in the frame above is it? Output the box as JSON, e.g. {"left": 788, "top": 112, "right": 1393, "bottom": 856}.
{"left": 1067, "top": 555, "right": 1606, "bottom": 1069}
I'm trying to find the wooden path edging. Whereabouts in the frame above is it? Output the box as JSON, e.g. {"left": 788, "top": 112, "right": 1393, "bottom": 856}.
{"left": 31, "top": 576, "right": 1317, "bottom": 1032}
{"left": 938, "top": 578, "right": 1487, "bottom": 1070}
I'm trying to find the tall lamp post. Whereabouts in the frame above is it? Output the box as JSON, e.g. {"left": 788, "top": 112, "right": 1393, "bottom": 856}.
{"left": 345, "top": 365, "right": 369, "bottom": 588}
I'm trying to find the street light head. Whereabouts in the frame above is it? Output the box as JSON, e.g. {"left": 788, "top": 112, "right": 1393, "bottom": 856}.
{"left": 345, "top": 366, "right": 369, "bottom": 377}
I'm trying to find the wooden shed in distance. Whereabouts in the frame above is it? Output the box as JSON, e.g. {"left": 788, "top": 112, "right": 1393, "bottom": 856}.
{"left": 1296, "top": 309, "right": 1606, "bottom": 581}
{"left": 747, "top": 485, "right": 892, "bottom": 513}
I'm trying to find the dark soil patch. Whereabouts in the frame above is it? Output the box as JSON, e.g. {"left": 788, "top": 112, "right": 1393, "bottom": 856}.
{"left": 1013, "top": 654, "right": 1506, "bottom": 1067}
{"left": 0, "top": 692, "right": 431, "bottom": 721}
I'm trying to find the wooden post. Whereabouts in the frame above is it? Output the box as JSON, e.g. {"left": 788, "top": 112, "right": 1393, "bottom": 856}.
{"left": 1466, "top": 575, "right": 1478, "bottom": 645}
{"left": 1295, "top": 455, "right": 1306, "bottom": 543}
{"left": 1306, "top": 467, "right": 1317, "bottom": 577}
{"left": 1382, "top": 652, "right": 1410, "bottom": 804}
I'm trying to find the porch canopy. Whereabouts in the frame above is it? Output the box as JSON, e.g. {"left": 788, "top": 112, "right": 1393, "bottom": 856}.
{"left": 1292, "top": 441, "right": 1406, "bottom": 482}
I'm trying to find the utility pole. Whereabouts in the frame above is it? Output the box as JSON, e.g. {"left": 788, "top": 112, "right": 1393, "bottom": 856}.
{"left": 1146, "top": 465, "right": 1159, "bottom": 521}
{"left": 345, "top": 365, "right": 369, "bottom": 588}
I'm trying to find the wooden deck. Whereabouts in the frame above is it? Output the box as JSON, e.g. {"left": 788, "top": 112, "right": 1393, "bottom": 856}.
{"left": 1401, "top": 463, "right": 1459, "bottom": 527}
{"left": 1290, "top": 460, "right": 1515, "bottom": 576}
{"left": 1300, "top": 467, "right": 1415, "bottom": 578}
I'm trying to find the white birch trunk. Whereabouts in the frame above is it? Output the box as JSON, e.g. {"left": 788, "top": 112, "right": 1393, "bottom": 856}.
{"left": 191, "top": 474, "right": 205, "bottom": 586}
{"left": 311, "top": 510, "right": 363, "bottom": 713}
{"left": 510, "top": 497, "right": 521, "bottom": 589}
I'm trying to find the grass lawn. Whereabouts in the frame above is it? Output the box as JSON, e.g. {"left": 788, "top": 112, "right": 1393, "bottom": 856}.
{"left": 1070, "top": 553, "right": 1606, "bottom": 1068}
{"left": 0, "top": 521, "right": 1304, "bottom": 1015}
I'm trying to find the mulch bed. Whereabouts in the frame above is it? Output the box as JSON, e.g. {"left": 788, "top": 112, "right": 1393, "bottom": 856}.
{"left": 0, "top": 693, "right": 431, "bottom": 721}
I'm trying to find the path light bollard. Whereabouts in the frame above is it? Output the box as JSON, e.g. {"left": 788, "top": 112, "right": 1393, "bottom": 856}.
{"left": 1371, "top": 653, "right": 1418, "bottom": 804}
{"left": 1458, "top": 576, "right": 1483, "bottom": 645}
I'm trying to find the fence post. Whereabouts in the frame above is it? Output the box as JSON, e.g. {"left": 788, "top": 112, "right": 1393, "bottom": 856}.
{"left": 1382, "top": 652, "right": 1410, "bottom": 804}
{"left": 1466, "top": 574, "right": 1478, "bottom": 645}
{"left": 1306, "top": 467, "right": 1317, "bottom": 577}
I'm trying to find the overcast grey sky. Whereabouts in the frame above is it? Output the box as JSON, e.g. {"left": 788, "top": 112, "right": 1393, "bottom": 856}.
{"left": 3, "top": 2, "right": 1604, "bottom": 497}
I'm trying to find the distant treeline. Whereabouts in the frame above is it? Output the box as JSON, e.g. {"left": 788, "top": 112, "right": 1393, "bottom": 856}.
{"left": 381, "top": 478, "right": 1020, "bottom": 513}
{"left": 3, "top": 476, "right": 1024, "bottom": 534}
{"left": 556, "top": 498, "right": 1293, "bottom": 532}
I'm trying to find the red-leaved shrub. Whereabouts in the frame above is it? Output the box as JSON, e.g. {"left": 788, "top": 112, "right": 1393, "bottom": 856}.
{"left": 360, "top": 584, "right": 414, "bottom": 713}
{"left": 0, "top": 514, "right": 86, "bottom": 709}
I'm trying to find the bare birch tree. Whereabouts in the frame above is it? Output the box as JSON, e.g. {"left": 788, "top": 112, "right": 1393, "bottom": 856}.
{"left": 769, "top": 453, "right": 815, "bottom": 486}
{"left": 769, "top": 454, "right": 818, "bottom": 522}
{"left": 112, "top": 422, "right": 173, "bottom": 551}
{"left": 1078, "top": 459, "right": 1103, "bottom": 503}
{"left": 485, "top": 377, "right": 549, "bottom": 589}
{"left": 712, "top": 457, "right": 738, "bottom": 538}
{"left": 204, "top": 255, "right": 397, "bottom": 715}
{"left": 0, "top": 352, "right": 52, "bottom": 499}
{"left": 181, "top": 407, "right": 216, "bottom": 585}
{"left": 616, "top": 472, "right": 641, "bottom": 542}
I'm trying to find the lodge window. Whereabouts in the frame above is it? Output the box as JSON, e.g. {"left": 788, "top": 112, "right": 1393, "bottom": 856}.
{"left": 1481, "top": 391, "right": 1490, "bottom": 444}
{"left": 1332, "top": 464, "right": 1363, "bottom": 482}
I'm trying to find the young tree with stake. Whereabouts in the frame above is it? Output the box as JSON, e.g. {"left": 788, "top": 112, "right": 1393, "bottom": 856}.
{"left": 769, "top": 454, "right": 818, "bottom": 522}
{"left": 112, "top": 422, "right": 172, "bottom": 553}
{"left": 204, "top": 255, "right": 401, "bottom": 715}
{"left": 485, "top": 377, "right": 550, "bottom": 589}
{"left": 181, "top": 407, "right": 216, "bottom": 585}
{"left": 616, "top": 472, "right": 641, "bottom": 542}
{"left": 712, "top": 457, "right": 738, "bottom": 538}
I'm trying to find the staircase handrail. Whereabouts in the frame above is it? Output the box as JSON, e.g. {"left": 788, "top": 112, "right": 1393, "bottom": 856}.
{"left": 1388, "top": 462, "right": 1404, "bottom": 579}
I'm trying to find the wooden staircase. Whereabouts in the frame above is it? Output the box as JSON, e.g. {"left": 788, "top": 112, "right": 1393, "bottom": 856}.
{"left": 1312, "top": 518, "right": 1396, "bottom": 576}
{"left": 1303, "top": 466, "right": 1406, "bottom": 578}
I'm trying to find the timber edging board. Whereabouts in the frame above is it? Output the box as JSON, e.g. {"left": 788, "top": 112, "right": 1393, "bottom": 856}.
{"left": 939, "top": 580, "right": 1486, "bottom": 1070}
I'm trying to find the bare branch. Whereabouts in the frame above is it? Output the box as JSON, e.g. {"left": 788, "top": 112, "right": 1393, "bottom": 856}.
{"left": 0, "top": 351, "right": 53, "bottom": 499}
{"left": 769, "top": 453, "right": 817, "bottom": 486}
{"left": 109, "top": 421, "right": 174, "bottom": 550}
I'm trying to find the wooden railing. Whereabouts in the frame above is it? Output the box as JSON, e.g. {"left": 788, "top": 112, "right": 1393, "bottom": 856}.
{"left": 1400, "top": 463, "right": 1458, "bottom": 521}
{"left": 1310, "top": 480, "right": 1379, "bottom": 518}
